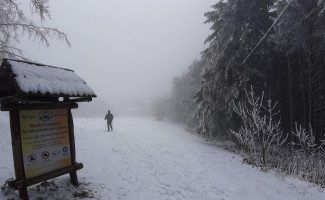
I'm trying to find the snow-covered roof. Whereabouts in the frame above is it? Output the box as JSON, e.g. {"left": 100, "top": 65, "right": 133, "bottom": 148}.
{"left": 0, "top": 59, "right": 96, "bottom": 99}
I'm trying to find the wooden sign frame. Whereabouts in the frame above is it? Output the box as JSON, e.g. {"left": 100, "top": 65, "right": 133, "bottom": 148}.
{"left": 1, "top": 102, "right": 83, "bottom": 200}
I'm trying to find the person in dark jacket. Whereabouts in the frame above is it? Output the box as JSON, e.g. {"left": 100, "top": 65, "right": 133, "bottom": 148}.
{"left": 104, "top": 110, "right": 114, "bottom": 131}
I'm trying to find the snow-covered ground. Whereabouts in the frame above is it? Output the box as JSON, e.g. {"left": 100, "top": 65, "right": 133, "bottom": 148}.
{"left": 0, "top": 112, "right": 325, "bottom": 200}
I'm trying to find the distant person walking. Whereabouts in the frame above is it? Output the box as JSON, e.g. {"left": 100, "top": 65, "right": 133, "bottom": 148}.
{"left": 104, "top": 110, "right": 114, "bottom": 131}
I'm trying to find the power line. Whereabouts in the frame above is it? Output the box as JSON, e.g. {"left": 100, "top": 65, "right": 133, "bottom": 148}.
{"left": 240, "top": 0, "right": 294, "bottom": 65}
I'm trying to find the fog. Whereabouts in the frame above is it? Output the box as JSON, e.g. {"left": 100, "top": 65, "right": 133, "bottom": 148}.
{"left": 19, "top": 0, "right": 215, "bottom": 117}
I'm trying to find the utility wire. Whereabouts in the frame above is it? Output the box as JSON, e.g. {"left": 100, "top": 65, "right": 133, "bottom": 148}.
{"left": 240, "top": 0, "right": 294, "bottom": 65}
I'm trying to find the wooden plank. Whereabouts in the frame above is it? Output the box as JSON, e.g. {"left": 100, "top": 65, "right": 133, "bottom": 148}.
{"left": 9, "top": 163, "right": 83, "bottom": 190}
{"left": 68, "top": 97, "right": 93, "bottom": 103}
{"left": 19, "top": 102, "right": 78, "bottom": 110}
{"left": 1, "top": 102, "right": 78, "bottom": 111}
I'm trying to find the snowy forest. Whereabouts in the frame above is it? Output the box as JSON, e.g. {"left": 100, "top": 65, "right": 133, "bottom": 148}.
{"left": 1, "top": 0, "right": 325, "bottom": 199}
{"left": 168, "top": 0, "right": 325, "bottom": 186}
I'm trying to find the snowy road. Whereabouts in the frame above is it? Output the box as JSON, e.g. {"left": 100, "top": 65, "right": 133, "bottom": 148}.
{"left": 1, "top": 114, "right": 325, "bottom": 200}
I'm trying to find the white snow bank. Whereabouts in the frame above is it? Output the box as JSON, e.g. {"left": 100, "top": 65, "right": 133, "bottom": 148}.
{"left": 7, "top": 59, "right": 96, "bottom": 97}
{"left": 0, "top": 112, "right": 324, "bottom": 200}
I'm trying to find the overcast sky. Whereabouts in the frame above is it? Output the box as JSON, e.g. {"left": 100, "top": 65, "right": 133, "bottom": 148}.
{"left": 20, "top": 0, "right": 215, "bottom": 116}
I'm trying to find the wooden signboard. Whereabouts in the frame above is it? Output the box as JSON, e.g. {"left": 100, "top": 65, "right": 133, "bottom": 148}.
{"left": 20, "top": 109, "right": 72, "bottom": 179}
{"left": 0, "top": 59, "right": 96, "bottom": 200}
{"left": 2, "top": 102, "right": 83, "bottom": 200}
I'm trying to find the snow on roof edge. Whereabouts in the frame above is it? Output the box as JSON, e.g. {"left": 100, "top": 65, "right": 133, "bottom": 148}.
{"left": 3, "top": 58, "right": 74, "bottom": 72}
{"left": 2, "top": 59, "right": 97, "bottom": 98}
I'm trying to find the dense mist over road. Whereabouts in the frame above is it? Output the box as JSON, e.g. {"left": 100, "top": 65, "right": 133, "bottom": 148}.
{"left": 18, "top": 0, "right": 215, "bottom": 117}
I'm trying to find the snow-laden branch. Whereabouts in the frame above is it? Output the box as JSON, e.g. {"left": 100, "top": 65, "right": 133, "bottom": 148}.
{"left": 0, "top": 0, "right": 70, "bottom": 60}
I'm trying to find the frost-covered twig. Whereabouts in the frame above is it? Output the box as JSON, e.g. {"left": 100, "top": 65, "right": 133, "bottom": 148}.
{"left": 231, "top": 86, "right": 287, "bottom": 166}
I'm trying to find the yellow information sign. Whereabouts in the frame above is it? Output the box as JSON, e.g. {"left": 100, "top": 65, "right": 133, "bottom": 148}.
{"left": 20, "top": 109, "right": 72, "bottom": 179}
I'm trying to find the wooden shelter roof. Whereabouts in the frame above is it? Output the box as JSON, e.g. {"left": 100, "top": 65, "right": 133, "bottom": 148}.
{"left": 0, "top": 59, "right": 96, "bottom": 103}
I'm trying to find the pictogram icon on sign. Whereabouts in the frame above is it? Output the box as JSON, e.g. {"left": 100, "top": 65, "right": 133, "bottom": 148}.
{"left": 41, "top": 151, "right": 49, "bottom": 159}
{"left": 27, "top": 154, "right": 37, "bottom": 162}
{"left": 62, "top": 146, "right": 69, "bottom": 152}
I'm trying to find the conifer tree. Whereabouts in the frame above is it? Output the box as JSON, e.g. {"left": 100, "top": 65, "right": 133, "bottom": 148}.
{"left": 195, "top": 0, "right": 275, "bottom": 138}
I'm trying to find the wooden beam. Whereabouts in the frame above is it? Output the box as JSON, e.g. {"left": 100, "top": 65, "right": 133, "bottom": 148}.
{"left": 68, "top": 109, "right": 80, "bottom": 186}
{"left": 9, "top": 110, "right": 28, "bottom": 199}
{"left": 9, "top": 163, "right": 83, "bottom": 190}
{"left": 1, "top": 102, "right": 78, "bottom": 111}
{"left": 68, "top": 97, "right": 93, "bottom": 103}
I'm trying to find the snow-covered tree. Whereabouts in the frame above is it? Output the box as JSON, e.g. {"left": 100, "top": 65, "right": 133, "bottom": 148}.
{"left": 231, "top": 87, "right": 287, "bottom": 166}
{"left": 170, "top": 60, "right": 204, "bottom": 129}
{"left": 0, "top": 0, "right": 70, "bottom": 60}
{"left": 272, "top": 0, "right": 325, "bottom": 141}
{"left": 195, "top": 0, "right": 275, "bottom": 138}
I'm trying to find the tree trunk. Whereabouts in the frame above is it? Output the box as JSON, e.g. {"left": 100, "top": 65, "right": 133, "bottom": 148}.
{"left": 286, "top": 47, "right": 294, "bottom": 132}
{"left": 307, "top": 50, "right": 313, "bottom": 124}
{"left": 299, "top": 51, "right": 306, "bottom": 127}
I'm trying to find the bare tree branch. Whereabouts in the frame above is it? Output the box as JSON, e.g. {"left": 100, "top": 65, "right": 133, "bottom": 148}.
{"left": 0, "top": 0, "right": 70, "bottom": 60}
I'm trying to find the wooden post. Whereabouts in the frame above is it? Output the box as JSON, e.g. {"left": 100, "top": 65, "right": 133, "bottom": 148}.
{"left": 9, "top": 110, "right": 29, "bottom": 200}
{"left": 68, "top": 109, "right": 79, "bottom": 186}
